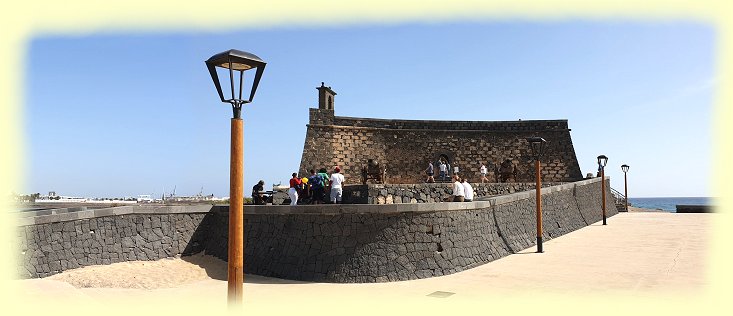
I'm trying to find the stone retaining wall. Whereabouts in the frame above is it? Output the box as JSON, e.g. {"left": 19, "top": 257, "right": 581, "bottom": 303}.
{"left": 341, "top": 182, "right": 566, "bottom": 204}
{"left": 204, "top": 178, "right": 617, "bottom": 282}
{"left": 14, "top": 178, "right": 616, "bottom": 282}
{"left": 14, "top": 206, "right": 213, "bottom": 278}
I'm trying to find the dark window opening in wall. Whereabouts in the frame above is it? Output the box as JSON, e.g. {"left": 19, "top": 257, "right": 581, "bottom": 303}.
{"left": 328, "top": 96, "right": 333, "bottom": 109}
{"left": 434, "top": 153, "right": 454, "bottom": 182}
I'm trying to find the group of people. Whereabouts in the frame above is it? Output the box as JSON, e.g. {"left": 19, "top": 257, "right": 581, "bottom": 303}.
{"left": 448, "top": 174, "right": 474, "bottom": 202}
{"left": 425, "top": 161, "right": 491, "bottom": 184}
{"left": 252, "top": 161, "right": 484, "bottom": 205}
{"left": 286, "top": 167, "right": 345, "bottom": 205}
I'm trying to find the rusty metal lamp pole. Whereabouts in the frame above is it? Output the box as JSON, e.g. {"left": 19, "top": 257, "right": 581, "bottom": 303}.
{"left": 527, "top": 137, "right": 547, "bottom": 253}
{"left": 205, "top": 49, "right": 266, "bottom": 305}
{"left": 597, "top": 155, "right": 609, "bottom": 225}
{"left": 621, "top": 164, "right": 630, "bottom": 212}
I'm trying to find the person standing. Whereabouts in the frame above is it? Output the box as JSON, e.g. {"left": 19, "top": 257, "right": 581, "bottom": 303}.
{"left": 308, "top": 169, "right": 324, "bottom": 204}
{"left": 330, "top": 166, "right": 345, "bottom": 204}
{"left": 438, "top": 160, "right": 447, "bottom": 182}
{"left": 425, "top": 161, "right": 435, "bottom": 183}
{"left": 462, "top": 178, "right": 474, "bottom": 202}
{"left": 449, "top": 175, "right": 465, "bottom": 202}
{"left": 288, "top": 173, "right": 302, "bottom": 206}
{"left": 318, "top": 168, "right": 330, "bottom": 203}
{"left": 480, "top": 163, "right": 488, "bottom": 183}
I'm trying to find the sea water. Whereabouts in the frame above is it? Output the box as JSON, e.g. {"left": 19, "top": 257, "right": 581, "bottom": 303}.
{"left": 628, "top": 197, "right": 712, "bottom": 212}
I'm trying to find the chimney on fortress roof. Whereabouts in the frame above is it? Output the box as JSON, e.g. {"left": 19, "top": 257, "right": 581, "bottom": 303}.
{"left": 317, "top": 82, "right": 336, "bottom": 110}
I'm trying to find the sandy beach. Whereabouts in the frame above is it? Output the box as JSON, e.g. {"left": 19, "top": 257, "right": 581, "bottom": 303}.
{"left": 45, "top": 252, "right": 228, "bottom": 289}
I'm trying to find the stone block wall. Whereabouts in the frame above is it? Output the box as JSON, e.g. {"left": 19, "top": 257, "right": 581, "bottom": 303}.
{"left": 204, "top": 178, "right": 617, "bottom": 282}
{"left": 13, "top": 178, "right": 616, "bottom": 282}
{"left": 299, "top": 109, "right": 583, "bottom": 185}
{"left": 14, "top": 206, "right": 212, "bottom": 279}
{"left": 342, "top": 182, "right": 566, "bottom": 204}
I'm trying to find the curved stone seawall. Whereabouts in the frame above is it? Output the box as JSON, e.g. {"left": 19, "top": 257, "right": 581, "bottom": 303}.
{"left": 14, "top": 205, "right": 214, "bottom": 278}
{"left": 14, "top": 178, "right": 616, "bottom": 282}
{"left": 206, "top": 178, "right": 617, "bottom": 282}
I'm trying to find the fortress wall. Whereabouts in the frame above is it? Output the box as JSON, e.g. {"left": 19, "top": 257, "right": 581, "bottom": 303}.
{"left": 299, "top": 109, "right": 583, "bottom": 185}
{"left": 204, "top": 178, "right": 614, "bottom": 282}
{"left": 14, "top": 178, "right": 615, "bottom": 282}
{"left": 341, "top": 182, "right": 567, "bottom": 204}
{"left": 14, "top": 206, "right": 214, "bottom": 278}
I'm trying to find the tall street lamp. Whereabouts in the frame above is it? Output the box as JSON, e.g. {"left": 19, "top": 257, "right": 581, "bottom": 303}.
{"left": 527, "top": 137, "right": 547, "bottom": 253}
{"left": 205, "top": 49, "right": 266, "bottom": 305}
{"left": 597, "top": 155, "right": 608, "bottom": 225}
{"left": 621, "top": 164, "right": 630, "bottom": 212}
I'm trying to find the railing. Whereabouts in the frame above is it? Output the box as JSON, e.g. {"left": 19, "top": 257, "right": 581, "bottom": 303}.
{"left": 610, "top": 187, "right": 627, "bottom": 211}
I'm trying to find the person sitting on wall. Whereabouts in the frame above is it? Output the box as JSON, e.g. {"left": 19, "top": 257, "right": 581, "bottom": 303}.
{"left": 329, "top": 166, "right": 345, "bottom": 204}
{"left": 447, "top": 175, "right": 465, "bottom": 202}
{"left": 252, "top": 180, "right": 265, "bottom": 205}
{"left": 425, "top": 161, "right": 435, "bottom": 183}
{"left": 461, "top": 178, "right": 474, "bottom": 202}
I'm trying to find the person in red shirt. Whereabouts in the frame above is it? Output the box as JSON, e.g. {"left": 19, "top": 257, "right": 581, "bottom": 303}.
{"left": 288, "top": 173, "right": 302, "bottom": 206}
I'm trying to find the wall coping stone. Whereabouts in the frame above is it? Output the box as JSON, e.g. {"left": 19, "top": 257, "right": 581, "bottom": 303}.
{"left": 14, "top": 178, "right": 607, "bottom": 226}
{"left": 307, "top": 123, "right": 571, "bottom": 133}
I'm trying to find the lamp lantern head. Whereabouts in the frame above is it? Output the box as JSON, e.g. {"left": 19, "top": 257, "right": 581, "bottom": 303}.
{"left": 526, "top": 137, "right": 547, "bottom": 160}
{"left": 205, "top": 49, "right": 266, "bottom": 118}
{"left": 597, "top": 155, "right": 609, "bottom": 168}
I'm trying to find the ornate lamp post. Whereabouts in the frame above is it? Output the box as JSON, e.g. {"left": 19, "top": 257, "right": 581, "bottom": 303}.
{"left": 597, "top": 155, "right": 608, "bottom": 225}
{"left": 527, "top": 137, "right": 547, "bottom": 253}
{"left": 621, "top": 164, "right": 630, "bottom": 212}
{"left": 205, "top": 49, "right": 266, "bottom": 304}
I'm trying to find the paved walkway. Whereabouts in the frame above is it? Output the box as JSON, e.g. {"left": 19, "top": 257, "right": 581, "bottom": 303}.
{"left": 10, "top": 212, "right": 715, "bottom": 313}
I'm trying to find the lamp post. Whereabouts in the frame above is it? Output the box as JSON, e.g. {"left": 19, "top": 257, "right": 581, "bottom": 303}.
{"left": 621, "top": 164, "right": 630, "bottom": 212}
{"left": 527, "top": 137, "right": 547, "bottom": 253}
{"left": 205, "top": 49, "right": 266, "bottom": 305}
{"left": 597, "top": 155, "right": 608, "bottom": 225}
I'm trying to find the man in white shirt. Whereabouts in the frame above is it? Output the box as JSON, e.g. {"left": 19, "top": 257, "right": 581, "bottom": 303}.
{"left": 450, "top": 175, "right": 464, "bottom": 202}
{"left": 329, "top": 166, "right": 345, "bottom": 204}
{"left": 461, "top": 178, "right": 474, "bottom": 202}
{"left": 438, "top": 160, "right": 447, "bottom": 182}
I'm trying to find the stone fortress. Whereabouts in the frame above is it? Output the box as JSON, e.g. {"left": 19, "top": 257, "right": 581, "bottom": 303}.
{"left": 299, "top": 83, "right": 583, "bottom": 184}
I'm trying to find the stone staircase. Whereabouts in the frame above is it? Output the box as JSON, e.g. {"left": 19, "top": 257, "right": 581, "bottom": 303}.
{"left": 610, "top": 187, "right": 627, "bottom": 212}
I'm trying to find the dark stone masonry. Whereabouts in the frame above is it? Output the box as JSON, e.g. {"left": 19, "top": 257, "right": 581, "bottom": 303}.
{"left": 15, "top": 178, "right": 617, "bottom": 282}
{"left": 341, "top": 182, "right": 566, "bottom": 204}
{"left": 299, "top": 84, "right": 583, "bottom": 185}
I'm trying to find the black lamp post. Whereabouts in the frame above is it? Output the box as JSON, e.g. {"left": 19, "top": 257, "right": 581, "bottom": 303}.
{"left": 597, "top": 155, "right": 608, "bottom": 225}
{"left": 205, "top": 49, "right": 266, "bottom": 305}
{"left": 527, "top": 137, "right": 547, "bottom": 253}
{"left": 621, "top": 164, "right": 630, "bottom": 212}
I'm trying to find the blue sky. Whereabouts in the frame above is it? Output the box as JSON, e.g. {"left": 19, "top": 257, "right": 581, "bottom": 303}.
{"left": 24, "top": 20, "right": 715, "bottom": 198}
